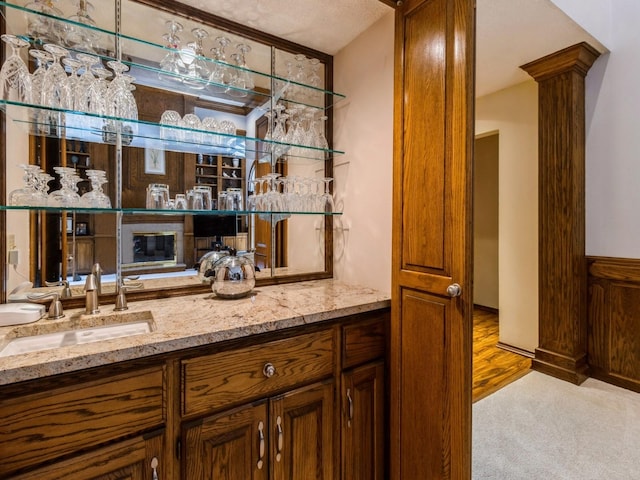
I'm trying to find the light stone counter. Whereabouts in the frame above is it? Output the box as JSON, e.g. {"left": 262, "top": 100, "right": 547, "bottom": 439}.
{"left": 0, "top": 280, "right": 390, "bottom": 385}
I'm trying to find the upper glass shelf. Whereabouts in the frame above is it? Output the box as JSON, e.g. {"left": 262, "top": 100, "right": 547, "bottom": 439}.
{"left": 0, "top": 205, "right": 343, "bottom": 217}
{"left": 0, "top": 0, "right": 346, "bottom": 111}
{"left": 0, "top": 100, "right": 345, "bottom": 161}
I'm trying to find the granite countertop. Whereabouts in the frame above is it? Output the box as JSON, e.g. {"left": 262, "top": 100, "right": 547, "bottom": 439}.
{"left": 0, "top": 280, "right": 391, "bottom": 386}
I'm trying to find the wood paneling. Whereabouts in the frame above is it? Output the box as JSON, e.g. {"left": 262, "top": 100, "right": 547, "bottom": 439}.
{"left": 588, "top": 256, "right": 640, "bottom": 393}
{"left": 521, "top": 43, "right": 600, "bottom": 385}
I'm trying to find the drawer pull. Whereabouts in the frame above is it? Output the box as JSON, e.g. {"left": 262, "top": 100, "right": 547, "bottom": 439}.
{"left": 275, "top": 415, "right": 283, "bottom": 462}
{"left": 257, "top": 421, "right": 265, "bottom": 470}
{"left": 151, "top": 457, "right": 159, "bottom": 480}
{"left": 263, "top": 362, "right": 276, "bottom": 378}
{"left": 346, "top": 388, "right": 354, "bottom": 427}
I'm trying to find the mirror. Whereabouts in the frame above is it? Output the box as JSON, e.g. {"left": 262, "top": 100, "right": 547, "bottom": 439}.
{"left": 1, "top": 0, "right": 337, "bottom": 303}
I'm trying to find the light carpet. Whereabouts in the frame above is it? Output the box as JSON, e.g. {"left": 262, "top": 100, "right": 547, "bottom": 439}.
{"left": 472, "top": 371, "right": 640, "bottom": 479}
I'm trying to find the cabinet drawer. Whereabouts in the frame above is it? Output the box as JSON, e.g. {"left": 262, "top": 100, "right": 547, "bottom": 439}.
{"left": 182, "top": 329, "right": 335, "bottom": 416}
{"left": 0, "top": 366, "right": 165, "bottom": 477}
{"left": 342, "top": 313, "right": 387, "bottom": 369}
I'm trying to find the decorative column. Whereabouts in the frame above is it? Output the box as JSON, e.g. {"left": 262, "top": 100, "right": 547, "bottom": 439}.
{"left": 521, "top": 42, "right": 600, "bottom": 384}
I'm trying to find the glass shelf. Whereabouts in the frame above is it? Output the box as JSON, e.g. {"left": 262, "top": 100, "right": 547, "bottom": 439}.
{"left": 0, "top": 1, "right": 346, "bottom": 111}
{"left": 0, "top": 100, "right": 345, "bottom": 161}
{"left": 0, "top": 205, "right": 343, "bottom": 216}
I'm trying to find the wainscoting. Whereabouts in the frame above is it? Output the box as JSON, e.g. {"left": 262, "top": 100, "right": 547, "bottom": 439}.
{"left": 588, "top": 256, "right": 640, "bottom": 393}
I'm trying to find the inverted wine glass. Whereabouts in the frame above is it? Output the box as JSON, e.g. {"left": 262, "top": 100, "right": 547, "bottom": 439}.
{"left": 0, "top": 35, "right": 32, "bottom": 103}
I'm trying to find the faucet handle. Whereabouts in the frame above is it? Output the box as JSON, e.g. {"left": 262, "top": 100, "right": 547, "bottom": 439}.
{"left": 114, "top": 282, "right": 143, "bottom": 311}
{"left": 45, "top": 280, "right": 72, "bottom": 299}
{"left": 27, "top": 292, "right": 64, "bottom": 320}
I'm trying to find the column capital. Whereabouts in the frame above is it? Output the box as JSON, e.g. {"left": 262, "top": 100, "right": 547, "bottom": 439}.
{"left": 520, "top": 42, "right": 601, "bottom": 82}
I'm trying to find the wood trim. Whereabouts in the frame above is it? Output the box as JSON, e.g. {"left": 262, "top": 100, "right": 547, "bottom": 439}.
{"left": 0, "top": 4, "right": 5, "bottom": 304}
{"left": 496, "top": 341, "right": 535, "bottom": 359}
{"left": 521, "top": 43, "right": 600, "bottom": 385}
{"left": 587, "top": 256, "right": 640, "bottom": 393}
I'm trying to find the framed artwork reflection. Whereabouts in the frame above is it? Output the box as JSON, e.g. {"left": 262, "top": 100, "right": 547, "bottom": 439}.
{"left": 145, "top": 148, "right": 165, "bottom": 175}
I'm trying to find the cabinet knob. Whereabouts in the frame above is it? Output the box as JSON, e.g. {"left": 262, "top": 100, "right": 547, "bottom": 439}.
{"left": 263, "top": 362, "right": 276, "bottom": 378}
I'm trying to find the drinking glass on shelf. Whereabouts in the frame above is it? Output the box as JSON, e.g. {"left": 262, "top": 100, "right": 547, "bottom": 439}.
{"left": 208, "top": 36, "right": 232, "bottom": 92}
{"left": 65, "top": 0, "right": 100, "bottom": 53}
{"left": 0, "top": 35, "right": 33, "bottom": 103}
{"left": 8, "top": 164, "right": 42, "bottom": 206}
{"left": 146, "top": 183, "right": 170, "bottom": 209}
{"left": 181, "top": 113, "right": 202, "bottom": 143}
{"left": 187, "top": 188, "right": 204, "bottom": 210}
{"left": 62, "top": 57, "right": 82, "bottom": 108}
{"left": 29, "top": 49, "right": 53, "bottom": 106}
{"left": 194, "top": 185, "right": 212, "bottom": 210}
{"left": 105, "top": 60, "right": 138, "bottom": 120}
{"left": 201, "top": 116, "right": 219, "bottom": 146}
{"left": 24, "top": 0, "right": 64, "bottom": 44}
{"left": 158, "top": 20, "right": 186, "bottom": 83}
{"left": 49, "top": 166, "right": 82, "bottom": 207}
{"left": 159, "top": 110, "right": 183, "bottom": 142}
{"left": 81, "top": 169, "right": 110, "bottom": 208}
{"left": 174, "top": 193, "right": 187, "bottom": 210}
{"left": 41, "top": 43, "right": 71, "bottom": 109}
{"left": 74, "top": 53, "right": 100, "bottom": 112}
{"left": 228, "top": 44, "right": 253, "bottom": 98}
{"left": 183, "top": 28, "right": 210, "bottom": 90}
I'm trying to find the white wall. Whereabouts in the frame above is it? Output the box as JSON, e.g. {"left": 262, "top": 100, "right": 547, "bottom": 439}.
{"left": 332, "top": 12, "right": 394, "bottom": 296}
{"left": 476, "top": 81, "right": 539, "bottom": 353}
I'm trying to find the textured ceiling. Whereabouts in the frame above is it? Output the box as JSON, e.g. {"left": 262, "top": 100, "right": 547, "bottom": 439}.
{"left": 175, "top": 0, "right": 607, "bottom": 97}
{"left": 180, "top": 0, "right": 393, "bottom": 55}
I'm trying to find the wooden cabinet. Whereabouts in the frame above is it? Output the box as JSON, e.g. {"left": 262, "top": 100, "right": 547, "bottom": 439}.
{"left": 9, "top": 431, "right": 165, "bottom": 480}
{"left": 342, "top": 362, "right": 385, "bottom": 480}
{"left": 0, "top": 309, "right": 389, "bottom": 479}
{"left": 0, "top": 364, "right": 165, "bottom": 478}
{"left": 183, "top": 380, "right": 334, "bottom": 480}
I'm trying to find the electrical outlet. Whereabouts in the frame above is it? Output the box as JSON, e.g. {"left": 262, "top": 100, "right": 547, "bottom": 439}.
{"left": 8, "top": 249, "right": 19, "bottom": 266}
{"left": 7, "top": 234, "right": 16, "bottom": 250}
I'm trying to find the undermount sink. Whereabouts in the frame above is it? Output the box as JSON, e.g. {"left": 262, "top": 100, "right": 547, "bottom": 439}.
{"left": 0, "top": 310, "right": 155, "bottom": 358}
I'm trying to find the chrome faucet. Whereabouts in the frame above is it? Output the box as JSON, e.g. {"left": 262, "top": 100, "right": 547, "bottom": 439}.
{"left": 114, "top": 281, "right": 143, "bottom": 311}
{"left": 84, "top": 273, "right": 99, "bottom": 315}
{"left": 45, "top": 280, "right": 72, "bottom": 299}
{"left": 91, "top": 263, "right": 103, "bottom": 296}
{"left": 27, "top": 292, "right": 64, "bottom": 319}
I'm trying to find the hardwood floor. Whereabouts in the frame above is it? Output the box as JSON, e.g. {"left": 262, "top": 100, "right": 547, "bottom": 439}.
{"left": 473, "top": 307, "right": 532, "bottom": 402}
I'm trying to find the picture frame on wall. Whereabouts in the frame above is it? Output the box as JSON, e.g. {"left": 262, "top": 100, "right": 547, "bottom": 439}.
{"left": 144, "top": 148, "right": 165, "bottom": 175}
{"left": 76, "top": 222, "right": 88, "bottom": 236}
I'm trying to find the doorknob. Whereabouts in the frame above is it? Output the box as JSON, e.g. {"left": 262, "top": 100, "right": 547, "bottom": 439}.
{"left": 447, "top": 283, "right": 462, "bottom": 297}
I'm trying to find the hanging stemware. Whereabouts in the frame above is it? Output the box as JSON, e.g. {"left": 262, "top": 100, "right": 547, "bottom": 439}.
{"left": 228, "top": 44, "right": 254, "bottom": 98}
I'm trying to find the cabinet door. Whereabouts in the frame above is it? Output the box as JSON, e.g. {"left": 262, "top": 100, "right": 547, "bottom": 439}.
{"left": 10, "top": 432, "right": 164, "bottom": 480}
{"left": 271, "top": 379, "right": 335, "bottom": 480}
{"left": 342, "top": 362, "right": 385, "bottom": 480}
{"left": 183, "top": 401, "right": 269, "bottom": 480}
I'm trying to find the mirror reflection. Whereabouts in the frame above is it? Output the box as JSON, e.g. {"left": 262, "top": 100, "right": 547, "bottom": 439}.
{"left": 2, "top": 0, "right": 336, "bottom": 300}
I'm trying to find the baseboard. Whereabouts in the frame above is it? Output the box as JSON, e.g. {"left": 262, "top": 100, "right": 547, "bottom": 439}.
{"left": 474, "top": 304, "right": 498, "bottom": 314}
{"left": 496, "top": 341, "right": 534, "bottom": 358}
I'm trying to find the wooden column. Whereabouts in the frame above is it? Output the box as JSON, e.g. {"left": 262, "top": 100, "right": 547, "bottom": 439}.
{"left": 521, "top": 42, "right": 600, "bottom": 384}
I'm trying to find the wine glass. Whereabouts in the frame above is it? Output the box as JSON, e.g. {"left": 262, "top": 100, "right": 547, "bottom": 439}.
{"left": 74, "top": 53, "right": 100, "bottom": 113}
{"left": 8, "top": 164, "right": 42, "bottom": 206}
{"left": 105, "top": 61, "right": 137, "bottom": 120}
{"left": 41, "top": 43, "right": 71, "bottom": 109}
{"left": 228, "top": 44, "right": 253, "bottom": 98}
{"left": 66, "top": 0, "right": 100, "bottom": 53}
{"left": 208, "top": 36, "right": 232, "bottom": 91}
{"left": 158, "top": 20, "right": 186, "bottom": 83}
{"left": 0, "top": 35, "right": 33, "bottom": 103}
{"left": 183, "top": 28, "right": 210, "bottom": 90}
{"left": 24, "top": 0, "right": 65, "bottom": 44}
{"left": 29, "top": 49, "right": 53, "bottom": 106}
{"left": 321, "top": 177, "right": 335, "bottom": 213}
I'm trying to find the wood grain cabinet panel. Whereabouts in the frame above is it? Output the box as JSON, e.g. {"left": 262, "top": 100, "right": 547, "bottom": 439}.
{"left": 0, "top": 366, "right": 165, "bottom": 477}
{"left": 342, "top": 362, "right": 385, "bottom": 480}
{"left": 9, "top": 430, "right": 165, "bottom": 480}
{"left": 342, "top": 314, "right": 387, "bottom": 369}
{"left": 182, "top": 330, "right": 335, "bottom": 416}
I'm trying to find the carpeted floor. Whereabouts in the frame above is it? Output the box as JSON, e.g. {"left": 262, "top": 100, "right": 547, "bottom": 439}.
{"left": 472, "top": 371, "right": 640, "bottom": 479}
